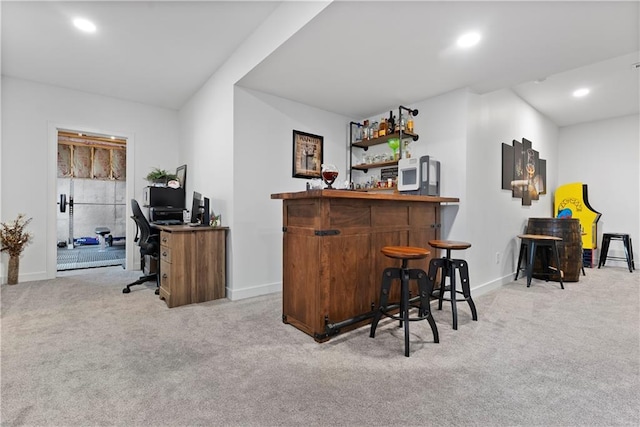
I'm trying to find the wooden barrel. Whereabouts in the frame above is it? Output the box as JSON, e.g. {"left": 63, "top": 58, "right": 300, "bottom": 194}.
{"left": 526, "top": 218, "right": 582, "bottom": 282}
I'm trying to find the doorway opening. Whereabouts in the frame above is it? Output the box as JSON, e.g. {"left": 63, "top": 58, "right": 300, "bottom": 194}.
{"left": 56, "top": 130, "right": 128, "bottom": 272}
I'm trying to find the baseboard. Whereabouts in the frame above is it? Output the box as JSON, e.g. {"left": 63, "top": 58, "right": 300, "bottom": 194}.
{"left": 471, "top": 273, "right": 515, "bottom": 297}
{"left": 228, "top": 274, "right": 515, "bottom": 302}
{"left": 2, "top": 270, "right": 51, "bottom": 285}
{"left": 226, "top": 281, "right": 282, "bottom": 301}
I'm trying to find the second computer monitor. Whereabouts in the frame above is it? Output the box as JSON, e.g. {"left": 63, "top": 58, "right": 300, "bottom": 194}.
{"left": 189, "top": 191, "right": 210, "bottom": 225}
{"left": 190, "top": 191, "right": 202, "bottom": 224}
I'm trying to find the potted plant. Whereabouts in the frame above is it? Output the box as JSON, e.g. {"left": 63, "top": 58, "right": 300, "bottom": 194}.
{"left": 1, "top": 214, "right": 33, "bottom": 285}
{"left": 146, "top": 167, "right": 177, "bottom": 187}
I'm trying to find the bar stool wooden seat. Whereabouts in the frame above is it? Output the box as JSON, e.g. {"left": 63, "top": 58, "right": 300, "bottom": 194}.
{"left": 370, "top": 246, "right": 439, "bottom": 357}
{"left": 428, "top": 240, "right": 477, "bottom": 330}
{"left": 515, "top": 234, "right": 564, "bottom": 289}
{"left": 598, "top": 233, "right": 635, "bottom": 273}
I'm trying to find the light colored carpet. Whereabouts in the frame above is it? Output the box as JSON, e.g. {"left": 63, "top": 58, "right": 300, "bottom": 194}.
{"left": 1, "top": 266, "right": 638, "bottom": 426}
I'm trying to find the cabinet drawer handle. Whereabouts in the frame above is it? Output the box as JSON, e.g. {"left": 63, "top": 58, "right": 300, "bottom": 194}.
{"left": 162, "top": 251, "right": 168, "bottom": 257}
{"left": 162, "top": 237, "right": 168, "bottom": 243}
{"left": 162, "top": 273, "right": 168, "bottom": 279}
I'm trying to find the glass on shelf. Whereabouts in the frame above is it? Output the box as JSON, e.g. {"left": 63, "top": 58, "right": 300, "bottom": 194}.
{"left": 388, "top": 138, "right": 400, "bottom": 160}
{"left": 353, "top": 123, "right": 363, "bottom": 142}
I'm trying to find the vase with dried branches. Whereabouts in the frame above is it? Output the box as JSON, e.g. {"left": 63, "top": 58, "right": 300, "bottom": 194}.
{"left": 1, "top": 214, "right": 33, "bottom": 285}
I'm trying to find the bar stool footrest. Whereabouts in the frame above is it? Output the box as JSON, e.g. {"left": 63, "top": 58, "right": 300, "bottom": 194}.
{"left": 433, "top": 288, "right": 474, "bottom": 303}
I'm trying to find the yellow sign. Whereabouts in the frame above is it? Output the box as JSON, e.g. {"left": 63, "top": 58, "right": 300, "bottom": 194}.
{"left": 554, "top": 182, "right": 601, "bottom": 249}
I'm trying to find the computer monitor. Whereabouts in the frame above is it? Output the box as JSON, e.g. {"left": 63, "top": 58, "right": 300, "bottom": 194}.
{"left": 190, "top": 191, "right": 202, "bottom": 224}
{"left": 189, "top": 191, "right": 211, "bottom": 226}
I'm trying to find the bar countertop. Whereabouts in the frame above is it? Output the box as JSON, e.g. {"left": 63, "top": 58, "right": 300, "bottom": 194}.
{"left": 270, "top": 189, "right": 459, "bottom": 203}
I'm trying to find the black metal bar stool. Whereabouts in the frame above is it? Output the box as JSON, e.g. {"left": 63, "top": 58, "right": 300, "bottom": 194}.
{"left": 515, "top": 234, "right": 564, "bottom": 289}
{"left": 598, "top": 233, "right": 635, "bottom": 273}
{"left": 428, "top": 240, "right": 477, "bottom": 330}
{"left": 370, "top": 246, "right": 439, "bottom": 357}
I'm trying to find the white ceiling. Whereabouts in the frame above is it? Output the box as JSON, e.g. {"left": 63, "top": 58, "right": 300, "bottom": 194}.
{"left": 1, "top": 1, "right": 281, "bottom": 109}
{"left": 2, "top": 1, "right": 639, "bottom": 127}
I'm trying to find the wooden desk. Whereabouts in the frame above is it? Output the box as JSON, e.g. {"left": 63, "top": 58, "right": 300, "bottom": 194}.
{"left": 153, "top": 224, "right": 228, "bottom": 308}
{"left": 271, "top": 189, "right": 459, "bottom": 341}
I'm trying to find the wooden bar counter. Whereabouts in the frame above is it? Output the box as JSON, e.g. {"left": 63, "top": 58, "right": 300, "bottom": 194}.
{"left": 271, "top": 189, "right": 459, "bottom": 341}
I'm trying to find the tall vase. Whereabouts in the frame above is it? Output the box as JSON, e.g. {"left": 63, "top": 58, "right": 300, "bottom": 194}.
{"left": 7, "top": 255, "right": 19, "bottom": 285}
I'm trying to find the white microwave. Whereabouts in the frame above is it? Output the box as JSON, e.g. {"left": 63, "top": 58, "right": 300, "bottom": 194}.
{"left": 397, "top": 155, "right": 440, "bottom": 196}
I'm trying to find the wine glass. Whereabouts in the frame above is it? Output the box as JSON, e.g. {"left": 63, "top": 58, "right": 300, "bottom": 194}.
{"left": 321, "top": 164, "right": 339, "bottom": 189}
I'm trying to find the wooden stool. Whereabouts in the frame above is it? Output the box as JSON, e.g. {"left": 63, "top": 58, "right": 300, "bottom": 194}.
{"left": 370, "top": 246, "right": 439, "bottom": 357}
{"left": 428, "top": 240, "right": 477, "bottom": 330}
{"left": 598, "top": 233, "right": 635, "bottom": 273}
{"left": 515, "top": 234, "right": 564, "bottom": 289}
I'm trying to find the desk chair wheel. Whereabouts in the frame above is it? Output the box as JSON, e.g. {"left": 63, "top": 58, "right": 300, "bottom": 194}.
{"left": 123, "top": 287, "right": 131, "bottom": 294}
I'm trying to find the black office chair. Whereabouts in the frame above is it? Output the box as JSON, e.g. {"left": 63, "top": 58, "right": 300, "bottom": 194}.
{"left": 123, "top": 199, "right": 160, "bottom": 294}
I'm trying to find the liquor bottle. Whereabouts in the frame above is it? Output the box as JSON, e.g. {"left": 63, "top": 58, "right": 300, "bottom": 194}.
{"left": 407, "top": 113, "right": 414, "bottom": 133}
{"left": 388, "top": 110, "right": 396, "bottom": 134}
{"left": 372, "top": 120, "right": 379, "bottom": 139}
{"left": 363, "top": 120, "right": 369, "bottom": 140}
{"left": 379, "top": 118, "right": 387, "bottom": 137}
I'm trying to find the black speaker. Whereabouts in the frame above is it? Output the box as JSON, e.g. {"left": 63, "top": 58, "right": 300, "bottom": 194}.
{"left": 202, "top": 197, "right": 210, "bottom": 226}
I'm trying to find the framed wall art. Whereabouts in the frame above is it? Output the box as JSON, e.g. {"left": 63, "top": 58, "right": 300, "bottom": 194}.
{"left": 292, "top": 130, "right": 323, "bottom": 179}
{"left": 501, "top": 137, "right": 547, "bottom": 206}
{"left": 176, "top": 164, "right": 187, "bottom": 189}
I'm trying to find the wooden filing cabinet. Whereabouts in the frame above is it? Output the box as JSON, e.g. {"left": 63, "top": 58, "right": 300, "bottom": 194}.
{"left": 155, "top": 225, "right": 228, "bottom": 308}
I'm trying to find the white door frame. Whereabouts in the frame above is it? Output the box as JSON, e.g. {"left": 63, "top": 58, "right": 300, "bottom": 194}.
{"left": 47, "top": 122, "right": 136, "bottom": 277}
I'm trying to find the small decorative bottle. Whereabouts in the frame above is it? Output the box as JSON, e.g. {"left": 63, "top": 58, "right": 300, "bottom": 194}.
{"left": 379, "top": 118, "right": 387, "bottom": 137}
{"left": 403, "top": 140, "right": 412, "bottom": 158}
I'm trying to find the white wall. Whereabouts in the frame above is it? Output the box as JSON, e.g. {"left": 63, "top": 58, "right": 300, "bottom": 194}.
{"left": 558, "top": 114, "right": 639, "bottom": 265}
{"left": 407, "top": 89, "right": 471, "bottom": 241}
{"left": 363, "top": 88, "right": 559, "bottom": 296}
{"left": 178, "top": 1, "right": 331, "bottom": 299}
{"left": 232, "top": 87, "right": 349, "bottom": 299}
{"left": 467, "top": 88, "right": 560, "bottom": 294}
{"left": 230, "top": 86, "right": 562, "bottom": 300}
{"left": 1, "top": 76, "right": 179, "bottom": 282}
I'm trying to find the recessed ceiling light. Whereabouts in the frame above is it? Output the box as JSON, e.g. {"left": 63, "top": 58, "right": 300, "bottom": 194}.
{"left": 457, "top": 32, "right": 481, "bottom": 48}
{"left": 573, "top": 88, "right": 590, "bottom": 98}
{"left": 73, "top": 18, "right": 96, "bottom": 33}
